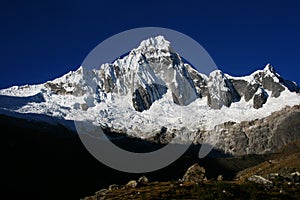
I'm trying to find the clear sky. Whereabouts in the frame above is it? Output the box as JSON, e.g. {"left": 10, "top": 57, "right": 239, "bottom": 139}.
{"left": 0, "top": 0, "right": 299, "bottom": 89}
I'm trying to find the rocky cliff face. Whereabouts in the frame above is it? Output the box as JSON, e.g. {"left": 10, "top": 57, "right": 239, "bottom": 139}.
{"left": 200, "top": 105, "right": 300, "bottom": 155}
{"left": 206, "top": 70, "right": 240, "bottom": 109}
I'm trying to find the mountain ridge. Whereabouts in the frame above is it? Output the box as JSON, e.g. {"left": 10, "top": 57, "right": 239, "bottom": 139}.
{"left": 0, "top": 36, "right": 299, "bottom": 155}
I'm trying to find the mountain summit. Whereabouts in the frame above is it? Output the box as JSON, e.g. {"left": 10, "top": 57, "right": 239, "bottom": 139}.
{"left": 97, "top": 35, "right": 198, "bottom": 111}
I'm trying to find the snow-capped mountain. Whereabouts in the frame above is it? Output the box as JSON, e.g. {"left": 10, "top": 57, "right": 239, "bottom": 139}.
{"left": 0, "top": 36, "right": 299, "bottom": 154}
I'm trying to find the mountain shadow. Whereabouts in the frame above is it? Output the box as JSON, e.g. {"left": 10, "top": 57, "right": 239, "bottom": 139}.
{"left": 1, "top": 114, "right": 273, "bottom": 200}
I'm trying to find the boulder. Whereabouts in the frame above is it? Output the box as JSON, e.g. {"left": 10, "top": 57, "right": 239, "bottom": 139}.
{"left": 108, "top": 184, "right": 119, "bottom": 191}
{"left": 182, "top": 163, "right": 206, "bottom": 183}
{"left": 217, "top": 175, "right": 223, "bottom": 181}
{"left": 138, "top": 176, "right": 149, "bottom": 184}
{"left": 95, "top": 189, "right": 108, "bottom": 200}
{"left": 80, "top": 196, "right": 96, "bottom": 200}
{"left": 266, "top": 173, "right": 279, "bottom": 180}
{"left": 291, "top": 172, "right": 300, "bottom": 183}
{"left": 125, "top": 180, "right": 138, "bottom": 188}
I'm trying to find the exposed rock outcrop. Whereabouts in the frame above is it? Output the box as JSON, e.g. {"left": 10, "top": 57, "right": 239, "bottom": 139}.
{"left": 253, "top": 88, "right": 268, "bottom": 109}
{"left": 186, "top": 64, "right": 209, "bottom": 98}
{"left": 248, "top": 175, "right": 273, "bottom": 188}
{"left": 132, "top": 84, "right": 167, "bottom": 112}
{"left": 200, "top": 105, "right": 300, "bottom": 155}
{"left": 207, "top": 70, "right": 234, "bottom": 109}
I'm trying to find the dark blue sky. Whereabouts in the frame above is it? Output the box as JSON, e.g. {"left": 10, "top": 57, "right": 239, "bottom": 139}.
{"left": 0, "top": 0, "right": 299, "bottom": 89}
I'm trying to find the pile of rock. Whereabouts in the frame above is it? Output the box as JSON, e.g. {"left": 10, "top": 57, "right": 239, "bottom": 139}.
{"left": 81, "top": 176, "right": 149, "bottom": 200}
{"left": 248, "top": 175, "right": 273, "bottom": 188}
{"left": 266, "top": 171, "right": 300, "bottom": 183}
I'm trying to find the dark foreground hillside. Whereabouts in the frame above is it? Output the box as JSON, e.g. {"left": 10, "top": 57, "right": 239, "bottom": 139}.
{"left": 83, "top": 141, "right": 300, "bottom": 200}
{"left": 84, "top": 180, "right": 300, "bottom": 200}
{"left": 1, "top": 114, "right": 298, "bottom": 200}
